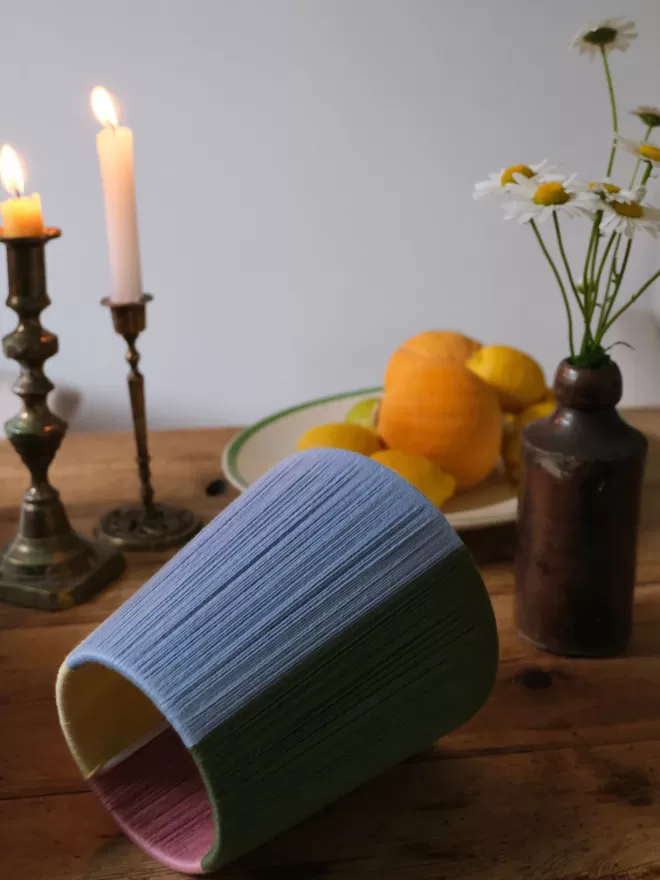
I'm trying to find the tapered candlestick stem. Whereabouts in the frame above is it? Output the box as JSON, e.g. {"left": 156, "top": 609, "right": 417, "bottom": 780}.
{"left": 124, "top": 332, "right": 156, "bottom": 515}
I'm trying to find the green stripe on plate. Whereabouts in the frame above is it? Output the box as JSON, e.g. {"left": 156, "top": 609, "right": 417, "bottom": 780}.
{"left": 222, "top": 386, "right": 383, "bottom": 490}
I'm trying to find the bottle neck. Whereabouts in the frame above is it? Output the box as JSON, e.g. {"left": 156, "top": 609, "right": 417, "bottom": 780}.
{"left": 553, "top": 359, "right": 622, "bottom": 411}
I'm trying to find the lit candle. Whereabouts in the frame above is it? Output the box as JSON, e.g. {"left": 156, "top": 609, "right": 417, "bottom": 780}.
{"left": 91, "top": 87, "right": 143, "bottom": 304}
{"left": 0, "top": 145, "right": 45, "bottom": 238}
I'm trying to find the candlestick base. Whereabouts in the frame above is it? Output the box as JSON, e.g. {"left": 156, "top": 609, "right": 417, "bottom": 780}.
{"left": 0, "top": 533, "right": 125, "bottom": 611}
{"left": 96, "top": 502, "right": 202, "bottom": 552}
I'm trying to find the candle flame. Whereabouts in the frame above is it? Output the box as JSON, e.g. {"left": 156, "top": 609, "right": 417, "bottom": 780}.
{"left": 91, "top": 86, "right": 119, "bottom": 127}
{"left": 0, "top": 145, "right": 25, "bottom": 196}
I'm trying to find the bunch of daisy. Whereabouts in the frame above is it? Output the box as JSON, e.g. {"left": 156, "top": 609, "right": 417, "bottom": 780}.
{"left": 474, "top": 17, "right": 660, "bottom": 367}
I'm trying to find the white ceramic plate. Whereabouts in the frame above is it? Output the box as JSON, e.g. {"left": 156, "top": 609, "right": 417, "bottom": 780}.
{"left": 222, "top": 388, "right": 518, "bottom": 531}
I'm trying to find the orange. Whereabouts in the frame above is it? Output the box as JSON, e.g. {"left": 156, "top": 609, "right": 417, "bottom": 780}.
{"left": 371, "top": 449, "right": 456, "bottom": 507}
{"left": 296, "top": 423, "right": 383, "bottom": 457}
{"left": 378, "top": 363, "right": 502, "bottom": 490}
{"left": 466, "top": 345, "right": 546, "bottom": 413}
{"left": 385, "top": 330, "right": 482, "bottom": 392}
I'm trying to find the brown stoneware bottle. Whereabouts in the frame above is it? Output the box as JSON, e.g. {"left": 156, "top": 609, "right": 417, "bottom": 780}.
{"left": 515, "top": 359, "right": 647, "bottom": 657}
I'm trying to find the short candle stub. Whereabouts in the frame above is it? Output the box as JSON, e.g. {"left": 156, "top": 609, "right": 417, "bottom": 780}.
{"left": 0, "top": 146, "right": 46, "bottom": 238}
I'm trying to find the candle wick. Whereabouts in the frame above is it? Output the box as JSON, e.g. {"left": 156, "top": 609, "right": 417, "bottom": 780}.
{"left": 14, "top": 190, "right": 21, "bottom": 199}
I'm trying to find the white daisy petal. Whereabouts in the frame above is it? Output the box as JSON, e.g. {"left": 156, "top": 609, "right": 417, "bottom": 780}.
{"left": 473, "top": 162, "right": 555, "bottom": 201}
{"left": 588, "top": 179, "right": 641, "bottom": 204}
{"left": 511, "top": 174, "right": 536, "bottom": 193}
{"left": 599, "top": 196, "right": 660, "bottom": 238}
{"left": 616, "top": 135, "right": 660, "bottom": 167}
{"left": 570, "top": 18, "right": 637, "bottom": 57}
{"left": 530, "top": 159, "right": 553, "bottom": 176}
{"left": 502, "top": 172, "right": 598, "bottom": 224}
{"left": 473, "top": 178, "right": 501, "bottom": 200}
{"left": 502, "top": 200, "right": 526, "bottom": 219}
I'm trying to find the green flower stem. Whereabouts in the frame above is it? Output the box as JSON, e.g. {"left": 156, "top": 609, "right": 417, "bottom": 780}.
{"left": 589, "top": 213, "right": 603, "bottom": 302}
{"left": 601, "top": 46, "right": 618, "bottom": 177}
{"left": 585, "top": 212, "right": 605, "bottom": 350}
{"left": 602, "top": 259, "right": 660, "bottom": 337}
{"left": 629, "top": 124, "right": 653, "bottom": 188}
{"left": 597, "top": 237, "right": 633, "bottom": 342}
{"left": 599, "top": 234, "right": 622, "bottom": 328}
{"left": 553, "top": 213, "right": 582, "bottom": 303}
{"left": 593, "top": 234, "right": 623, "bottom": 344}
{"left": 583, "top": 217, "right": 600, "bottom": 289}
{"left": 530, "top": 219, "right": 575, "bottom": 357}
{"left": 641, "top": 161, "right": 653, "bottom": 187}
{"left": 581, "top": 217, "right": 601, "bottom": 350}
{"left": 594, "top": 231, "right": 617, "bottom": 292}
{"left": 587, "top": 229, "right": 618, "bottom": 350}
{"left": 608, "top": 233, "right": 622, "bottom": 291}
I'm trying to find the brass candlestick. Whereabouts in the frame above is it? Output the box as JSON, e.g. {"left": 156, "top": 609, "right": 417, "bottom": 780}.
{"left": 0, "top": 228, "right": 125, "bottom": 610}
{"left": 97, "top": 295, "right": 202, "bottom": 551}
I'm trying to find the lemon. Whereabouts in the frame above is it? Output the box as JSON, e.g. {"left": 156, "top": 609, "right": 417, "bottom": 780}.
{"left": 371, "top": 449, "right": 456, "bottom": 507}
{"left": 519, "top": 400, "right": 557, "bottom": 429}
{"left": 345, "top": 397, "right": 381, "bottom": 429}
{"left": 297, "top": 423, "right": 383, "bottom": 456}
{"left": 502, "top": 400, "right": 556, "bottom": 483}
{"left": 502, "top": 412, "right": 516, "bottom": 434}
{"left": 466, "top": 345, "right": 546, "bottom": 413}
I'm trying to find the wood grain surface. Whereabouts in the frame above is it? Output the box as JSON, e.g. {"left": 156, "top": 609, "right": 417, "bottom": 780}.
{"left": 3, "top": 412, "right": 660, "bottom": 880}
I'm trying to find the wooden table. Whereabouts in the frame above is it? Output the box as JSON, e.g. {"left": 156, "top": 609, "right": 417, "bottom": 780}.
{"left": 4, "top": 414, "right": 660, "bottom": 880}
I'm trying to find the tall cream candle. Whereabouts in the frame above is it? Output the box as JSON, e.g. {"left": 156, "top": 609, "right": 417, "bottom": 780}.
{"left": 92, "top": 87, "right": 143, "bottom": 304}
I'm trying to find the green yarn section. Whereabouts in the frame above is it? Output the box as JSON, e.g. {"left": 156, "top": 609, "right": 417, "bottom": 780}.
{"left": 195, "top": 545, "right": 497, "bottom": 871}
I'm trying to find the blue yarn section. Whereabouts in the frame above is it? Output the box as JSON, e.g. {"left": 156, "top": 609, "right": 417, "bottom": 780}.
{"left": 68, "top": 449, "right": 462, "bottom": 749}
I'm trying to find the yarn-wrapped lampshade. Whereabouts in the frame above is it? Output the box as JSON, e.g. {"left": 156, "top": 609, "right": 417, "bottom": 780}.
{"left": 57, "top": 448, "right": 498, "bottom": 874}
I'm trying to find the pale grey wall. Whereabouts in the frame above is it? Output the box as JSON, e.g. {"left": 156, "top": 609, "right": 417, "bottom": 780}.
{"left": 1, "top": 0, "right": 659, "bottom": 430}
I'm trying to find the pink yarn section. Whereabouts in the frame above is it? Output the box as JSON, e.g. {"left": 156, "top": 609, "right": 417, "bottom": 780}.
{"left": 90, "top": 727, "right": 215, "bottom": 874}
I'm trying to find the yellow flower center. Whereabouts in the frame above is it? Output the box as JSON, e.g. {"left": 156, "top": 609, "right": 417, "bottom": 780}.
{"left": 533, "top": 182, "right": 570, "bottom": 206}
{"left": 501, "top": 164, "right": 534, "bottom": 185}
{"left": 589, "top": 181, "right": 620, "bottom": 193}
{"left": 639, "top": 143, "right": 660, "bottom": 162}
{"left": 612, "top": 200, "right": 643, "bottom": 218}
